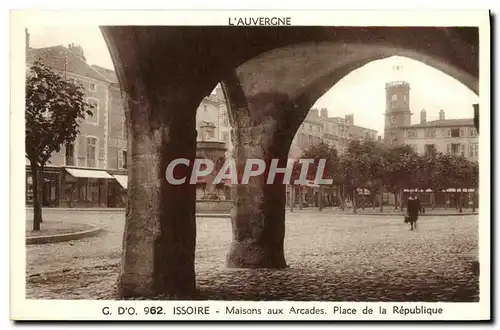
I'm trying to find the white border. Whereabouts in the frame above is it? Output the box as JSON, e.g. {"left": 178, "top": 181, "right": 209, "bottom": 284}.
{"left": 9, "top": 9, "right": 491, "bottom": 322}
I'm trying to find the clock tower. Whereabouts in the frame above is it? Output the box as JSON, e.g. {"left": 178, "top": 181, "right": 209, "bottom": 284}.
{"left": 383, "top": 77, "right": 412, "bottom": 146}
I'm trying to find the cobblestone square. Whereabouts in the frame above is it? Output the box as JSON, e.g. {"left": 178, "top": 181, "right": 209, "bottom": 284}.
{"left": 25, "top": 209, "right": 479, "bottom": 301}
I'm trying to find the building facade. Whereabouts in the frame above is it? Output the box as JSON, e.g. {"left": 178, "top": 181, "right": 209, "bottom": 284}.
{"left": 403, "top": 109, "right": 479, "bottom": 161}
{"left": 382, "top": 79, "right": 479, "bottom": 209}
{"left": 25, "top": 41, "right": 233, "bottom": 208}
{"left": 26, "top": 43, "right": 129, "bottom": 208}
{"left": 289, "top": 108, "right": 378, "bottom": 159}
{"left": 382, "top": 79, "right": 479, "bottom": 161}
{"left": 287, "top": 107, "right": 378, "bottom": 208}
{"left": 195, "top": 87, "right": 233, "bottom": 158}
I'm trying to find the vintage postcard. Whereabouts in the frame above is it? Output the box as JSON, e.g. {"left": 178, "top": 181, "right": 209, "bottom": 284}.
{"left": 10, "top": 9, "right": 491, "bottom": 321}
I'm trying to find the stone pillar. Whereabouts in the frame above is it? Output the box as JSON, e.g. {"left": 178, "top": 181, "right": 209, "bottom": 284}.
{"left": 226, "top": 119, "right": 289, "bottom": 269}
{"left": 118, "top": 87, "right": 198, "bottom": 298}
{"left": 99, "top": 26, "right": 221, "bottom": 298}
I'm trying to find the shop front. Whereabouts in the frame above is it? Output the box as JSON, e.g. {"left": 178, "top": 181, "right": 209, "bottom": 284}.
{"left": 25, "top": 166, "right": 61, "bottom": 207}
{"left": 59, "top": 168, "right": 114, "bottom": 208}
{"left": 107, "top": 171, "right": 127, "bottom": 208}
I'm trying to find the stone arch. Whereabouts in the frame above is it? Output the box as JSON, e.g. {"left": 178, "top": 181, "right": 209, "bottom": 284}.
{"left": 220, "top": 38, "right": 478, "bottom": 270}
{"left": 99, "top": 26, "right": 479, "bottom": 298}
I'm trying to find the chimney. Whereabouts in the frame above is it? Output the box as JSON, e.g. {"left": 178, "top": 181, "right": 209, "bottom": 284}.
{"left": 345, "top": 114, "right": 354, "bottom": 125}
{"left": 310, "top": 108, "right": 319, "bottom": 118}
{"left": 439, "top": 109, "right": 445, "bottom": 120}
{"left": 320, "top": 108, "right": 328, "bottom": 118}
{"left": 420, "top": 109, "right": 427, "bottom": 124}
{"left": 68, "top": 43, "right": 86, "bottom": 62}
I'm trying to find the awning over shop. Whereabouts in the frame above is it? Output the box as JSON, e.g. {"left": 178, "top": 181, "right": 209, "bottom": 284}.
{"left": 113, "top": 175, "right": 128, "bottom": 189}
{"left": 65, "top": 168, "right": 114, "bottom": 179}
{"left": 444, "top": 188, "right": 476, "bottom": 192}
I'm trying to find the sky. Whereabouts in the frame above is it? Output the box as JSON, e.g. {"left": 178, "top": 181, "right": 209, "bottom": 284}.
{"left": 27, "top": 26, "right": 479, "bottom": 136}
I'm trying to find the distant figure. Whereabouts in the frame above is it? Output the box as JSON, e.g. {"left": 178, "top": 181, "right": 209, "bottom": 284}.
{"left": 406, "top": 192, "right": 423, "bottom": 231}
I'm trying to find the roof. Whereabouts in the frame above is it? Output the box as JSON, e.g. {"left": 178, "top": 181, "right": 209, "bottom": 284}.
{"left": 91, "top": 65, "right": 119, "bottom": 84}
{"left": 27, "top": 45, "right": 110, "bottom": 83}
{"left": 409, "top": 118, "right": 474, "bottom": 128}
{"left": 352, "top": 124, "right": 377, "bottom": 133}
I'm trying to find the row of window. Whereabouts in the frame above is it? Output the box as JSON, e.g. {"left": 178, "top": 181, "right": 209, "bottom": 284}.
{"left": 409, "top": 143, "right": 479, "bottom": 159}
{"left": 65, "top": 137, "right": 127, "bottom": 169}
{"left": 407, "top": 127, "right": 478, "bottom": 139}
{"left": 70, "top": 78, "right": 100, "bottom": 125}
{"left": 71, "top": 78, "right": 97, "bottom": 93}
{"left": 70, "top": 78, "right": 128, "bottom": 140}
{"left": 298, "top": 133, "right": 322, "bottom": 150}
{"left": 200, "top": 104, "right": 230, "bottom": 126}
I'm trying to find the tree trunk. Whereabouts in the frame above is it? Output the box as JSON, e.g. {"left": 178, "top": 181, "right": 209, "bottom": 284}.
{"left": 318, "top": 185, "right": 323, "bottom": 211}
{"left": 352, "top": 189, "right": 357, "bottom": 214}
{"left": 394, "top": 191, "right": 398, "bottom": 210}
{"left": 289, "top": 185, "right": 294, "bottom": 212}
{"left": 398, "top": 189, "right": 404, "bottom": 211}
{"left": 380, "top": 186, "right": 384, "bottom": 212}
{"left": 340, "top": 185, "right": 345, "bottom": 211}
{"left": 30, "top": 161, "right": 42, "bottom": 231}
{"left": 431, "top": 191, "right": 436, "bottom": 210}
{"left": 298, "top": 186, "right": 303, "bottom": 210}
{"left": 459, "top": 189, "right": 463, "bottom": 213}
{"left": 445, "top": 191, "right": 448, "bottom": 210}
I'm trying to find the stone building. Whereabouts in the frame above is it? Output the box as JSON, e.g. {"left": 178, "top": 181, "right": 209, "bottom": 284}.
{"left": 195, "top": 87, "right": 232, "bottom": 158}
{"left": 25, "top": 41, "right": 233, "bottom": 208}
{"left": 25, "top": 43, "right": 128, "bottom": 208}
{"left": 403, "top": 109, "right": 479, "bottom": 161}
{"left": 287, "top": 107, "right": 378, "bottom": 208}
{"left": 383, "top": 79, "right": 478, "bottom": 161}
{"left": 382, "top": 79, "right": 479, "bottom": 208}
{"left": 289, "top": 108, "right": 378, "bottom": 159}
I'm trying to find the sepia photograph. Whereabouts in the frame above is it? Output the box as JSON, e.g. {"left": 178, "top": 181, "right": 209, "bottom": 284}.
{"left": 10, "top": 10, "right": 490, "bottom": 321}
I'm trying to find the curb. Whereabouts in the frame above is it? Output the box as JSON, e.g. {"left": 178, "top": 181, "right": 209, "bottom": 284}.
{"left": 334, "top": 213, "right": 478, "bottom": 217}
{"left": 27, "top": 208, "right": 233, "bottom": 217}
{"left": 197, "top": 213, "right": 231, "bottom": 218}
{"left": 26, "top": 225, "right": 103, "bottom": 245}
{"left": 27, "top": 207, "right": 126, "bottom": 212}
{"left": 286, "top": 211, "right": 478, "bottom": 217}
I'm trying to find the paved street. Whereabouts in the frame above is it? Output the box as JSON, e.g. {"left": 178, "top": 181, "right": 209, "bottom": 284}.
{"left": 25, "top": 209, "right": 479, "bottom": 301}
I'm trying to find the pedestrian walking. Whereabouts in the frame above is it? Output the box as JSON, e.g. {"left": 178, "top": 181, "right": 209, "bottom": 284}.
{"left": 406, "top": 192, "right": 423, "bottom": 231}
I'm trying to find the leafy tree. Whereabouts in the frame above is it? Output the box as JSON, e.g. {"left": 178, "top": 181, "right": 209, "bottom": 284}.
{"left": 451, "top": 155, "right": 475, "bottom": 212}
{"left": 25, "top": 60, "right": 93, "bottom": 231}
{"left": 339, "top": 139, "right": 381, "bottom": 213}
{"left": 469, "top": 161, "right": 479, "bottom": 212}
{"left": 382, "top": 144, "right": 419, "bottom": 210}
{"left": 300, "top": 142, "right": 339, "bottom": 211}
